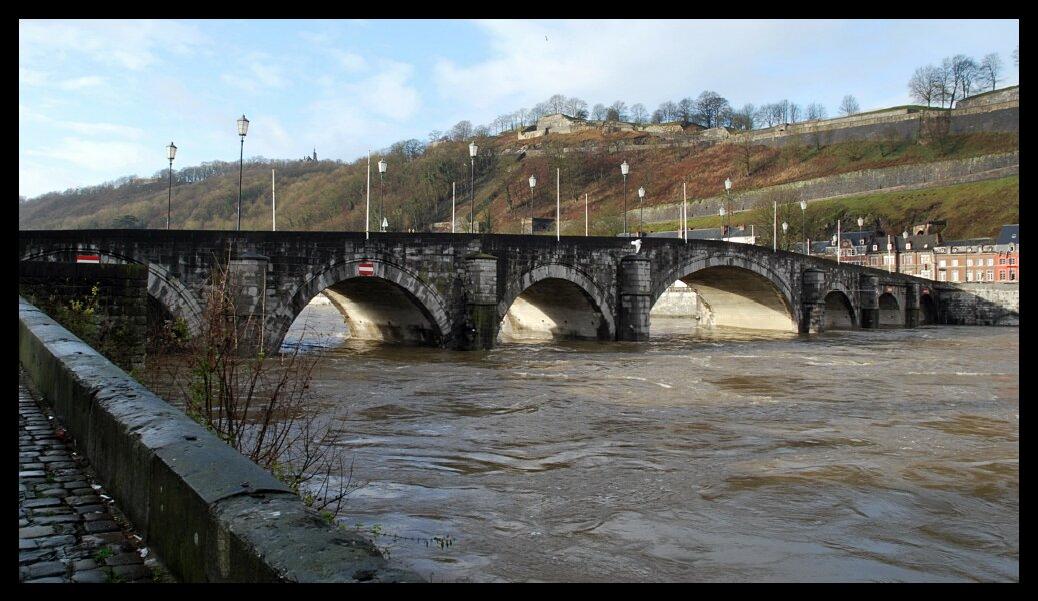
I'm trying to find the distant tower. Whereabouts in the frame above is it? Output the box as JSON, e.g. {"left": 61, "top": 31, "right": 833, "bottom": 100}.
{"left": 312, "top": 147, "right": 317, "bottom": 162}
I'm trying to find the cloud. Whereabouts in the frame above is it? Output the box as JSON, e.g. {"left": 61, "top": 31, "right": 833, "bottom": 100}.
{"left": 58, "top": 76, "right": 105, "bottom": 91}
{"left": 26, "top": 137, "right": 148, "bottom": 172}
{"left": 19, "top": 19, "right": 208, "bottom": 71}
{"left": 20, "top": 106, "right": 143, "bottom": 139}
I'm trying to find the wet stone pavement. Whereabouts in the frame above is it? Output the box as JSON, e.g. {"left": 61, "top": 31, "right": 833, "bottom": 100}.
{"left": 19, "top": 375, "right": 169, "bottom": 583}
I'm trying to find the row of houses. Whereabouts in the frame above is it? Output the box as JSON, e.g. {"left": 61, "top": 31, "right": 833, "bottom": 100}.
{"left": 809, "top": 223, "right": 1020, "bottom": 283}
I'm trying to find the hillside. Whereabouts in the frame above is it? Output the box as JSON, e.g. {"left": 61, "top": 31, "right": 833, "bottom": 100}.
{"left": 19, "top": 127, "right": 1018, "bottom": 241}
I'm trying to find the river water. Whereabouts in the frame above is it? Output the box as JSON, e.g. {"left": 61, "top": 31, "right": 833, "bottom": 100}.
{"left": 266, "top": 300, "right": 1020, "bottom": 582}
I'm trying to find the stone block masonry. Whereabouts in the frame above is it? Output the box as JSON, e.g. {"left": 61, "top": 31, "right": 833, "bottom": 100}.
{"left": 19, "top": 296, "right": 421, "bottom": 582}
{"left": 18, "top": 261, "right": 148, "bottom": 372}
{"left": 934, "top": 282, "right": 1018, "bottom": 326}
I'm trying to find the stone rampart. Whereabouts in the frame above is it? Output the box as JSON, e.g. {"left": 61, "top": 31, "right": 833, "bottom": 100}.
{"left": 18, "top": 296, "right": 419, "bottom": 583}
{"left": 634, "top": 151, "right": 1019, "bottom": 224}
{"left": 933, "top": 282, "right": 1019, "bottom": 325}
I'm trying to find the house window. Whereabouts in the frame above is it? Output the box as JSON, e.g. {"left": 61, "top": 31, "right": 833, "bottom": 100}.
{"left": 951, "top": 259, "right": 959, "bottom": 267}
{"left": 952, "top": 271, "right": 960, "bottom": 282}
{"left": 903, "top": 255, "right": 913, "bottom": 265}
{"left": 999, "top": 258, "right": 1007, "bottom": 265}
{"left": 938, "top": 272, "right": 947, "bottom": 282}
{"left": 966, "top": 259, "right": 973, "bottom": 267}
{"left": 939, "top": 259, "right": 947, "bottom": 268}
{"left": 967, "top": 271, "right": 974, "bottom": 281}
{"left": 859, "top": 238, "right": 865, "bottom": 245}
{"left": 906, "top": 242, "right": 912, "bottom": 250}
{"left": 872, "top": 245, "right": 878, "bottom": 251}
{"left": 988, "top": 270, "right": 994, "bottom": 280}
{"left": 987, "top": 258, "right": 994, "bottom": 266}
{"left": 884, "top": 255, "right": 895, "bottom": 265}
{"left": 1009, "top": 258, "right": 1016, "bottom": 265}
{"left": 1010, "top": 271, "right": 1016, "bottom": 281}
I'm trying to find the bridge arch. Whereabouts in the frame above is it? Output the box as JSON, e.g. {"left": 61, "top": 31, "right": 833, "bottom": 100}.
{"left": 650, "top": 253, "right": 798, "bottom": 332}
{"left": 823, "top": 289, "right": 857, "bottom": 330}
{"left": 19, "top": 247, "right": 204, "bottom": 336}
{"left": 878, "top": 292, "right": 902, "bottom": 327}
{"left": 276, "top": 257, "right": 453, "bottom": 349}
{"left": 497, "top": 263, "right": 615, "bottom": 342}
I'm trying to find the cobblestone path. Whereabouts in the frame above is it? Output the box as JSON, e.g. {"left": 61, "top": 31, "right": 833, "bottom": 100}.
{"left": 19, "top": 374, "right": 169, "bottom": 583}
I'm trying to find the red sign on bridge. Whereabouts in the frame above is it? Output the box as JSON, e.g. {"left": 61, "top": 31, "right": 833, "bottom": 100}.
{"left": 76, "top": 254, "right": 100, "bottom": 264}
{"left": 358, "top": 261, "right": 375, "bottom": 277}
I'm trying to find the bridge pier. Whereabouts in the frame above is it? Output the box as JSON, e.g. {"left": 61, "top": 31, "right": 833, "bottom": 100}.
{"left": 859, "top": 274, "right": 880, "bottom": 329}
{"left": 228, "top": 252, "right": 270, "bottom": 353}
{"left": 618, "top": 255, "right": 651, "bottom": 341}
{"left": 800, "top": 268, "right": 827, "bottom": 334}
{"left": 905, "top": 283, "right": 921, "bottom": 328}
{"left": 460, "top": 253, "right": 499, "bottom": 350}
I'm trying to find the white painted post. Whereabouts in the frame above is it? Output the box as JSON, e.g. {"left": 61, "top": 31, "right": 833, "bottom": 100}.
{"left": 365, "top": 152, "right": 371, "bottom": 240}
{"left": 452, "top": 182, "right": 456, "bottom": 234}
{"left": 773, "top": 199, "right": 777, "bottom": 252}
{"left": 271, "top": 169, "right": 276, "bottom": 231}
{"left": 585, "top": 193, "right": 588, "bottom": 237}
{"left": 556, "top": 168, "right": 560, "bottom": 242}
{"left": 837, "top": 219, "right": 841, "bottom": 265}
{"left": 682, "top": 182, "right": 687, "bottom": 242}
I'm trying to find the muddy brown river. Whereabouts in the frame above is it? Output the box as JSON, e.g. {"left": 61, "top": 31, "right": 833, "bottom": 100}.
{"left": 254, "top": 300, "right": 1018, "bottom": 582}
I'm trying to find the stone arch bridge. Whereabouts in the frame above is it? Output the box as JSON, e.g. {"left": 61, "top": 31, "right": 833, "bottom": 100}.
{"left": 19, "top": 230, "right": 941, "bottom": 352}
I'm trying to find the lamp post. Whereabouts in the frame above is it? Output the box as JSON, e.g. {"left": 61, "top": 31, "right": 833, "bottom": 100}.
{"left": 723, "top": 177, "right": 733, "bottom": 242}
{"left": 637, "top": 186, "right": 646, "bottom": 236}
{"left": 620, "top": 160, "right": 630, "bottom": 236}
{"left": 469, "top": 141, "right": 478, "bottom": 233}
{"left": 528, "top": 174, "right": 537, "bottom": 234}
{"left": 719, "top": 205, "right": 727, "bottom": 242}
{"left": 166, "top": 142, "right": 176, "bottom": 229}
{"left": 782, "top": 221, "right": 788, "bottom": 251}
{"left": 858, "top": 216, "right": 865, "bottom": 230}
{"left": 236, "top": 114, "right": 249, "bottom": 231}
{"left": 378, "top": 158, "right": 388, "bottom": 231}
{"left": 800, "top": 199, "right": 808, "bottom": 255}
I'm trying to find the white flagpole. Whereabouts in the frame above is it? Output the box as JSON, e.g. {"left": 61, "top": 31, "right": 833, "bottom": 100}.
{"left": 271, "top": 169, "right": 276, "bottom": 231}
{"left": 682, "top": 182, "right": 687, "bottom": 242}
{"left": 556, "top": 168, "right": 560, "bottom": 242}
{"left": 452, "top": 182, "right": 456, "bottom": 234}
{"left": 585, "top": 193, "right": 588, "bottom": 237}
{"left": 365, "top": 152, "right": 371, "bottom": 240}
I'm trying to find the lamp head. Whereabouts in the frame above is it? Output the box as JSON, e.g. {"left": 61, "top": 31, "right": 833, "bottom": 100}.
{"left": 237, "top": 114, "right": 249, "bottom": 136}
{"left": 167, "top": 142, "right": 177, "bottom": 161}
{"left": 469, "top": 141, "right": 478, "bottom": 158}
{"left": 529, "top": 175, "right": 537, "bottom": 188}
{"left": 724, "top": 178, "right": 732, "bottom": 191}
{"left": 620, "top": 160, "right": 629, "bottom": 176}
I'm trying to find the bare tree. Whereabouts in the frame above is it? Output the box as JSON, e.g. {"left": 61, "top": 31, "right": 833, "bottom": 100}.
{"left": 629, "top": 103, "right": 649, "bottom": 124}
{"left": 650, "top": 109, "right": 664, "bottom": 124}
{"left": 547, "top": 94, "right": 567, "bottom": 114}
{"left": 608, "top": 100, "right": 629, "bottom": 121}
{"left": 838, "top": 95, "right": 860, "bottom": 116}
{"left": 979, "top": 53, "right": 1003, "bottom": 92}
{"left": 909, "top": 65, "right": 942, "bottom": 107}
{"left": 658, "top": 100, "right": 679, "bottom": 122}
{"left": 677, "top": 97, "right": 696, "bottom": 124}
{"left": 564, "top": 97, "right": 588, "bottom": 119}
{"left": 427, "top": 129, "right": 443, "bottom": 143}
{"left": 695, "top": 91, "right": 731, "bottom": 128}
{"left": 591, "top": 103, "right": 608, "bottom": 121}
{"left": 449, "top": 120, "right": 473, "bottom": 141}
{"left": 731, "top": 103, "right": 756, "bottom": 130}
{"left": 806, "top": 103, "right": 827, "bottom": 120}
{"left": 788, "top": 102, "right": 802, "bottom": 123}
{"left": 956, "top": 55, "right": 979, "bottom": 99}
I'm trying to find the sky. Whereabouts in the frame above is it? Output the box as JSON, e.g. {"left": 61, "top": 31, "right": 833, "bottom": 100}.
{"left": 19, "top": 19, "right": 1019, "bottom": 199}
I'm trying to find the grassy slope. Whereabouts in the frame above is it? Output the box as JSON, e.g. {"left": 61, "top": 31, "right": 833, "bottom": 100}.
{"left": 19, "top": 128, "right": 1017, "bottom": 240}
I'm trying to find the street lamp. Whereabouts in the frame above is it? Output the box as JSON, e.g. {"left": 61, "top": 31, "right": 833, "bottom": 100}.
{"left": 620, "top": 160, "right": 630, "bottom": 236}
{"left": 782, "top": 221, "right": 788, "bottom": 251}
{"left": 378, "top": 158, "right": 388, "bottom": 231}
{"left": 719, "top": 205, "right": 727, "bottom": 242}
{"left": 469, "top": 141, "right": 478, "bottom": 233}
{"left": 236, "top": 114, "right": 249, "bottom": 231}
{"left": 858, "top": 216, "right": 865, "bottom": 229}
{"left": 637, "top": 186, "right": 646, "bottom": 235}
{"left": 166, "top": 142, "right": 177, "bottom": 230}
{"left": 800, "top": 199, "right": 808, "bottom": 255}
{"left": 528, "top": 174, "right": 537, "bottom": 233}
